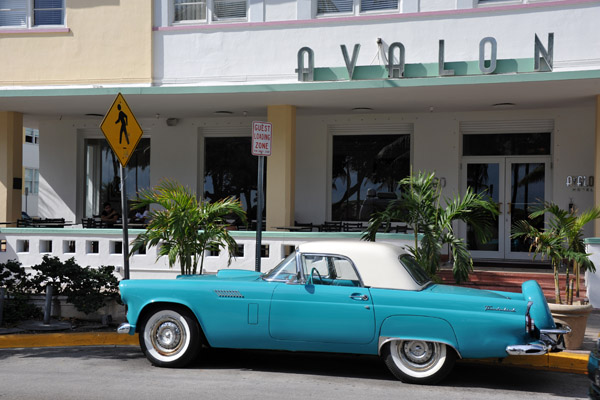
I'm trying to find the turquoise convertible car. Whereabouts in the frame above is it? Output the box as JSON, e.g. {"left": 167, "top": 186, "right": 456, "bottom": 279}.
{"left": 118, "top": 240, "right": 569, "bottom": 384}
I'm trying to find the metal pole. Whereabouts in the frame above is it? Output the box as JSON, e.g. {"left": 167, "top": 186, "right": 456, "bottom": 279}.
{"left": 120, "top": 164, "right": 130, "bottom": 280}
{"left": 255, "top": 156, "right": 264, "bottom": 272}
{"left": 43, "top": 285, "right": 54, "bottom": 325}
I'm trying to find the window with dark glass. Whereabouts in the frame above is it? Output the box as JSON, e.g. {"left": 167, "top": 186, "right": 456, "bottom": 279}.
{"left": 83, "top": 138, "right": 150, "bottom": 218}
{"left": 34, "top": 0, "right": 63, "bottom": 25}
{"left": 204, "top": 137, "right": 265, "bottom": 223}
{"left": 463, "top": 133, "right": 551, "bottom": 156}
{"left": 332, "top": 134, "right": 410, "bottom": 221}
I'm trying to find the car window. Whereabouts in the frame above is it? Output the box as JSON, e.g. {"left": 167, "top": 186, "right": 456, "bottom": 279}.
{"left": 398, "top": 254, "right": 431, "bottom": 286}
{"left": 302, "top": 254, "right": 361, "bottom": 287}
{"left": 263, "top": 252, "right": 298, "bottom": 282}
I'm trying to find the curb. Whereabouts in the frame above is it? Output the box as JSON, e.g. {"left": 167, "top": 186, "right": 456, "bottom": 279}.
{"left": 460, "top": 351, "right": 589, "bottom": 375}
{"left": 0, "top": 332, "right": 138, "bottom": 348}
{"left": 0, "top": 332, "right": 589, "bottom": 375}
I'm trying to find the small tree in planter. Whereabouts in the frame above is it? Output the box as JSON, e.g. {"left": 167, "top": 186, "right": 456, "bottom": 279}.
{"left": 511, "top": 201, "right": 600, "bottom": 304}
{"left": 130, "top": 179, "right": 247, "bottom": 275}
{"left": 511, "top": 202, "right": 600, "bottom": 350}
{"left": 362, "top": 171, "right": 498, "bottom": 283}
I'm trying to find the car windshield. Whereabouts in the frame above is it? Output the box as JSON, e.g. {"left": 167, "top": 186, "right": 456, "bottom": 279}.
{"left": 263, "top": 252, "right": 298, "bottom": 282}
{"left": 398, "top": 254, "right": 431, "bottom": 287}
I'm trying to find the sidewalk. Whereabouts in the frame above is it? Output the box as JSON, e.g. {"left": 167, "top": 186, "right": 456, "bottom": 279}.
{"left": 0, "top": 311, "right": 598, "bottom": 375}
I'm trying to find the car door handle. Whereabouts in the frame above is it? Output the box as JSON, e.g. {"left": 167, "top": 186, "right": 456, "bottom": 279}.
{"left": 350, "top": 293, "right": 369, "bottom": 301}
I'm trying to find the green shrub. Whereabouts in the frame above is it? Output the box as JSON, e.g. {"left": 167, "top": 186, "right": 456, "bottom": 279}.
{"left": 29, "top": 256, "right": 120, "bottom": 315}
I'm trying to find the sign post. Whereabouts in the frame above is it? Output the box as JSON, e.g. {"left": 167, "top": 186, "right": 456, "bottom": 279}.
{"left": 251, "top": 121, "right": 272, "bottom": 272}
{"left": 100, "top": 93, "right": 144, "bottom": 280}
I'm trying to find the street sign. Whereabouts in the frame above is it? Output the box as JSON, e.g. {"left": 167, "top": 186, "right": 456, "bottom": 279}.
{"left": 100, "top": 93, "right": 143, "bottom": 167}
{"left": 252, "top": 121, "right": 272, "bottom": 156}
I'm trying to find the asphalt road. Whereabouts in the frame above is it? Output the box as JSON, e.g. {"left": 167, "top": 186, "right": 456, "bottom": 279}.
{"left": 0, "top": 346, "right": 590, "bottom": 400}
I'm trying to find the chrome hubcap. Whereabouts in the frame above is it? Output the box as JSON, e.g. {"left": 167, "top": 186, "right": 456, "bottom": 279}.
{"left": 396, "top": 340, "right": 441, "bottom": 371}
{"left": 403, "top": 341, "right": 432, "bottom": 364}
{"left": 151, "top": 318, "right": 184, "bottom": 356}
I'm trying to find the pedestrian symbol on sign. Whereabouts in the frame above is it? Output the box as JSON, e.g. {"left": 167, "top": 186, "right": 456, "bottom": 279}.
{"left": 116, "top": 104, "right": 130, "bottom": 145}
{"left": 100, "top": 93, "right": 143, "bottom": 167}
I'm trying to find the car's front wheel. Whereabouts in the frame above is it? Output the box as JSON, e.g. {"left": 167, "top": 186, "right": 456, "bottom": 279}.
{"left": 382, "top": 340, "right": 456, "bottom": 384}
{"left": 139, "top": 306, "right": 200, "bottom": 368}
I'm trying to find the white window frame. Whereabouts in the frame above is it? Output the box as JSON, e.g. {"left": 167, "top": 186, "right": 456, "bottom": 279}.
{"left": 24, "top": 168, "right": 39, "bottom": 194}
{"left": 0, "top": 0, "right": 65, "bottom": 29}
{"left": 478, "top": 0, "right": 554, "bottom": 6}
{"left": 170, "top": 0, "right": 247, "bottom": 25}
{"left": 315, "top": 0, "right": 399, "bottom": 18}
{"left": 25, "top": 128, "right": 39, "bottom": 144}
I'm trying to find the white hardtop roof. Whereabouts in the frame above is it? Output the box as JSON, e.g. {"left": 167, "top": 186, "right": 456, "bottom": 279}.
{"left": 296, "top": 240, "right": 427, "bottom": 291}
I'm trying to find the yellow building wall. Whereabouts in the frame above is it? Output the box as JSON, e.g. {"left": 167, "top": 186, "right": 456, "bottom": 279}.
{"left": 0, "top": 1, "right": 152, "bottom": 86}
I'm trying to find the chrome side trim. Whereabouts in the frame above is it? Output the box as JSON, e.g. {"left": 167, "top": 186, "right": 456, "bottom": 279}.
{"left": 506, "top": 343, "right": 548, "bottom": 356}
{"left": 378, "top": 336, "right": 462, "bottom": 359}
{"left": 117, "top": 323, "right": 132, "bottom": 334}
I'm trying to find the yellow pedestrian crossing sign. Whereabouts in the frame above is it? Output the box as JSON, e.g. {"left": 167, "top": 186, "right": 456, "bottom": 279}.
{"left": 100, "top": 93, "right": 143, "bottom": 167}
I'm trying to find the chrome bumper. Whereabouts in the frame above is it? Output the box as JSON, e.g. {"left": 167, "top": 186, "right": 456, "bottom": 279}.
{"left": 117, "top": 323, "right": 132, "bottom": 335}
{"left": 506, "top": 325, "right": 571, "bottom": 356}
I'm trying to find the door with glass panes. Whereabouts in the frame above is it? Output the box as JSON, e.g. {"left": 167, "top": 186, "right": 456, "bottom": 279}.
{"left": 462, "top": 157, "right": 551, "bottom": 260}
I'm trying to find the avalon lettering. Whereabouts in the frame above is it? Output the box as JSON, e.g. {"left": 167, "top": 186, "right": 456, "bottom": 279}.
{"left": 297, "top": 33, "right": 554, "bottom": 82}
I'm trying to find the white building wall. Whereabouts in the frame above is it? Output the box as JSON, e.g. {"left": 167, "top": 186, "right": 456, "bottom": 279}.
{"left": 38, "top": 105, "right": 596, "bottom": 232}
{"left": 154, "top": 3, "right": 600, "bottom": 85}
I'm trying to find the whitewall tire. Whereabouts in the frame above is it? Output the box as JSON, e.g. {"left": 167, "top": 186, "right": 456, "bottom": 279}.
{"left": 383, "top": 340, "right": 456, "bottom": 384}
{"left": 139, "top": 307, "right": 200, "bottom": 368}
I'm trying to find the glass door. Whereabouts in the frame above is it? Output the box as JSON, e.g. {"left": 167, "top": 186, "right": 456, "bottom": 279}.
{"left": 505, "top": 158, "right": 550, "bottom": 260}
{"left": 462, "top": 157, "right": 551, "bottom": 260}
{"left": 464, "top": 160, "right": 504, "bottom": 259}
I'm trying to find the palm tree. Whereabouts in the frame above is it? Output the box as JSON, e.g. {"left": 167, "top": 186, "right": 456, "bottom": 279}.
{"left": 512, "top": 202, "right": 600, "bottom": 304}
{"left": 362, "top": 171, "right": 498, "bottom": 283}
{"left": 130, "top": 179, "right": 247, "bottom": 275}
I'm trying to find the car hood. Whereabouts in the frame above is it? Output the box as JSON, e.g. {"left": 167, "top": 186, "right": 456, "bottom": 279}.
{"left": 176, "top": 269, "right": 264, "bottom": 281}
{"left": 428, "top": 284, "right": 512, "bottom": 299}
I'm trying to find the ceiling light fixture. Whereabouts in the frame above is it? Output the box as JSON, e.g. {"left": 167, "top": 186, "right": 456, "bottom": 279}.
{"left": 492, "top": 102, "right": 516, "bottom": 109}
{"left": 214, "top": 110, "right": 233, "bottom": 115}
{"left": 351, "top": 107, "right": 373, "bottom": 113}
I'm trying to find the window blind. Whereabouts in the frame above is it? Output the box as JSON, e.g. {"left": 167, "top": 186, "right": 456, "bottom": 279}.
{"left": 213, "top": 0, "right": 246, "bottom": 20}
{"left": 33, "top": 0, "right": 63, "bottom": 25}
{"left": 317, "top": 0, "right": 353, "bottom": 14}
{"left": 360, "top": 0, "right": 398, "bottom": 12}
{"left": 174, "top": 0, "right": 207, "bottom": 21}
{"left": 0, "top": 0, "right": 26, "bottom": 27}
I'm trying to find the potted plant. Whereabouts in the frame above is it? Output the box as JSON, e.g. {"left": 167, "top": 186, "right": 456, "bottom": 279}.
{"left": 362, "top": 171, "right": 498, "bottom": 283}
{"left": 511, "top": 201, "right": 600, "bottom": 349}
{"left": 130, "top": 179, "right": 247, "bottom": 275}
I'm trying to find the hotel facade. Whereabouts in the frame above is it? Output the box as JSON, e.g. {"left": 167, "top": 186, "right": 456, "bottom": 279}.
{"left": 1, "top": 0, "right": 600, "bottom": 275}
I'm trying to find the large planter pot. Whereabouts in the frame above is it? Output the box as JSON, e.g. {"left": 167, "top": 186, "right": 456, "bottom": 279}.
{"left": 548, "top": 303, "right": 593, "bottom": 350}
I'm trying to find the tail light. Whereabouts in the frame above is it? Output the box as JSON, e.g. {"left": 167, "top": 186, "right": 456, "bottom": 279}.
{"left": 525, "top": 301, "right": 536, "bottom": 335}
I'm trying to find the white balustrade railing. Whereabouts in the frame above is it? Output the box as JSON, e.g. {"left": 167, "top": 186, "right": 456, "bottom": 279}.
{"left": 0, "top": 228, "right": 415, "bottom": 280}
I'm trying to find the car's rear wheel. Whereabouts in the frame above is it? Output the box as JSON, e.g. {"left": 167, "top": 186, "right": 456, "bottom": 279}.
{"left": 139, "top": 306, "right": 200, "bottom": 368}
{"left": 382, "top": 340, "right": 456, "bottom": 384}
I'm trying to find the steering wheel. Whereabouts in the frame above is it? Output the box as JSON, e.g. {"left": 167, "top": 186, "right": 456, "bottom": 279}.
{"left": 310, "top": 267, "right": 323, "bottom": 285}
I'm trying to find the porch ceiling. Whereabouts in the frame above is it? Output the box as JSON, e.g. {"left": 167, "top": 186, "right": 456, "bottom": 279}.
{"left": 3, "top": 74, "right": 600, "bottom": 123}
